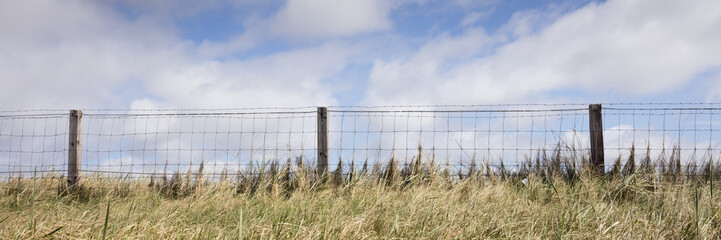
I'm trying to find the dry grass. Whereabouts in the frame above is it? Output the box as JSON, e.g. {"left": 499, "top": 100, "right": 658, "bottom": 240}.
{"left": 1, "top": 151, "right": 721, "bottom": 239}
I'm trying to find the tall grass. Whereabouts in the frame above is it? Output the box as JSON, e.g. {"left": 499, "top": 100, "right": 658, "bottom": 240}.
{"left": 1, "top": 145, "right": 720, "bottom": 238}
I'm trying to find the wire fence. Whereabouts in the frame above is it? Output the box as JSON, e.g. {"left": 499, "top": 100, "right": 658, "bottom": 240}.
{"left": 80, "top": 109, "right": 318, "bottom": 178}
{"left": 326, "top": 105, "right": 590, "bottom": 173}
{"left": 1, "top": 103, "right": 720, "bottom": 179}
{"left": 603, "top": 105, "right": 721, "bottom": 175}
{"left": 0, "top": 111, "right": 68, "bottom": 176}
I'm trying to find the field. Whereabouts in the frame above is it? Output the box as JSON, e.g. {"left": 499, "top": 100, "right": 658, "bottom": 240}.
{"left": 1, "top": 156, "right": 721, "bottom": 239}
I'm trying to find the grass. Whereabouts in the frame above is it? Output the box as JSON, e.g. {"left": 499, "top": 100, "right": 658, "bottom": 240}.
{"left": 1, "top": 147, "right": 720, "bottom": 239}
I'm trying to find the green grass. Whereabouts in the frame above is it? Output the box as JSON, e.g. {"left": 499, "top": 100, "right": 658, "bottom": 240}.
{"left": 1, "top": 148, "right": 720, "bottom": 239}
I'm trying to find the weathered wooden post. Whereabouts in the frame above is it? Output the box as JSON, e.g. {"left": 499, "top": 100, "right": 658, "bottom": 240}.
{"left": 589, "top": 104, "right": 604, "bottom": 175}
{"left": 68, "top": 109, "right": 83, "bottom": 190}
{"left": 317, "top": 107, "right": 328, "bottom": 177}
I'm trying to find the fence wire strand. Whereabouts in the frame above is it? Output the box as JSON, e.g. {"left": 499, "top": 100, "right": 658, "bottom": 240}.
{"left": 1, "top": 103, "right": 721, "bottom": 179}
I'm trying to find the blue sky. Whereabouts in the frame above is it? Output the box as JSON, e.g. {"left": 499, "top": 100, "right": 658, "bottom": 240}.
{"left": 1, "top": 0, "right": 721, "bottom": 109}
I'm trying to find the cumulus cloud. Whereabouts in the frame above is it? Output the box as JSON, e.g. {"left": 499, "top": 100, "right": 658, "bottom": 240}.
{"left": 270, "top": 0, "right": 392, "bottom": 39}
{"left": 3, "top": 0, "right": 721, "bottom": 111}
{"left": 143, "top": 42, "right": 358, "bottom": 108}
{"left": 365, "top": 0, "right": 721, "bottom": 105}
{"left": 365, "top": 27, "right": 496, "bottom": 105}
{"left": 0, "top": 1, "right": 188, "bottom": 108}
{"left": 0, "top": 0, "right": 357, "bottom": 109}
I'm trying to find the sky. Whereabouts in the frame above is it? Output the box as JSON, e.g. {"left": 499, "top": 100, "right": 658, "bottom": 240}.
{"left": 2, "top": 0, "right": 721, "bottom": 110}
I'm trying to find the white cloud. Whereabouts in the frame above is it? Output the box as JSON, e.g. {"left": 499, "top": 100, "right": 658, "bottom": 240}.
{"left": 461, "top": 12, "right": 486, "bottom": 26}
{"left": 365, "top": 0, "right": 721, "bottom": 105}
{"left": 0, "top": 1, "right": 188, "bottom": 108}
{"left": 704, "top": 71, "right": 721, "bottom": 101}
{"left": 145, "top": 42, "right": 357, "bottom": 108}
{"left": 4, "top": 0, "right": 721, "bottom": 111}
{"left": 270, "top": 0, "right": 392, "bottom": 39}
{"left": 365, "top": 27, "right": 496, "bottom": 105}
{"left": 0, "top": 1, "right": 357, "bottom": 109}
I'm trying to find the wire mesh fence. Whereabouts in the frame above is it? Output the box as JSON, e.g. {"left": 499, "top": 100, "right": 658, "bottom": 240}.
{"left": 1, "top": 103, "right": 720, "bottom": 180}
{"left": 326, "top": 105, "right": 590, "bottom": 174}
{"left": 80, "top": 108, "right": 317, "bottom": 179}
{"left": 0, "top": 111, "right": 68, "bottom": 176}
{"left": 603, "top": 104, "right": 721, "bottom": 176}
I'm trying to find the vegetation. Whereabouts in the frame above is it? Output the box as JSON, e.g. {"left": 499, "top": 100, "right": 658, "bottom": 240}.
{"left": 1, "top": 148, "right": 721, "bottom": 239}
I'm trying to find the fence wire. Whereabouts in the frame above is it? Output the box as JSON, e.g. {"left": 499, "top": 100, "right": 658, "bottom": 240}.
{"left": 0, "top": 112, "right": 68, "bottom": 176}
{"left": 1, "top": 104, "right": 720, "bottom": 179}
{"left": 603, "top": 105, "right": 721, "bottom": 174}
{"left": 79, "top": 109, "right": 317, "bottom": 178}
{"left": 327, "top": 106, "right": 590, "bottom": 173}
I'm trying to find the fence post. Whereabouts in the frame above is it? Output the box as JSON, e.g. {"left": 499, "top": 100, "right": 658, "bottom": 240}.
{"left": 588, "top": 104, "right": 604, "bottom": 175}
{"left": 317, "top": 107, "right": 328, "bottom": 177}
{"left": 68, "top": 109, "right": 83, "bottom": 190}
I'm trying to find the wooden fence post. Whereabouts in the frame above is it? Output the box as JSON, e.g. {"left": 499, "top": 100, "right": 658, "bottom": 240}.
{"left": 68, "top": 110, "right": 82, "bottom": 190}
{"left": 589, "top": 104, "right": 604, "bottom": 175}
{"left": 317, "top": 107, "right": 328, "bottom": 176}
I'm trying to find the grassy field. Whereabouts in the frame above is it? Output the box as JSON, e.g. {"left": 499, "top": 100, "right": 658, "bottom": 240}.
{"left": 1, "top": 157, "right": 721, "bottom": 239}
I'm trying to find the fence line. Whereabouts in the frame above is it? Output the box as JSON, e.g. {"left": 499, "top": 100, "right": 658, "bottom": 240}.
{"left": 1, "top": 104, "right": 721, "bottom": 181}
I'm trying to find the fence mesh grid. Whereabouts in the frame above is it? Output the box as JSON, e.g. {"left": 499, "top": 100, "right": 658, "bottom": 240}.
{"left": 1, "top": 104, "right": 721, "bottom": 179}
{"left": 327, "top": 105, "right": 590, "bottom": 174}
{"left": 0, "top": 111, "right": 68, "bottom": 175}
{"left": 603, "top": 104, "right": 721, "bottom": 175}
{"left": 80, "top": 109, "right": 317, "bottom": 178}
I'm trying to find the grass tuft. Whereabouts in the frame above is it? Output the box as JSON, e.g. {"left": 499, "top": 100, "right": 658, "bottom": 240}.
{"left": 1, "top": 144, "right": 720, "bottom": 238}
